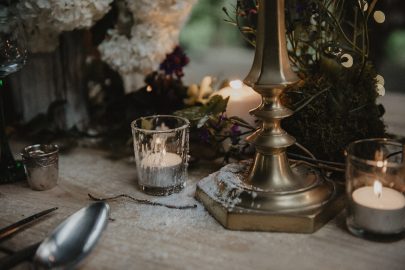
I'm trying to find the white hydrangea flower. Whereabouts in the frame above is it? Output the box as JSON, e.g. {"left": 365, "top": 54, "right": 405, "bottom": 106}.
{"left": 17, "top": 0, "right": 113, "bottom": 52}
{"left": 98, "top": 0, "right": 196, "bottom": 92}
{"left": 11, "top": 0, "right": 196, "bottom": 93}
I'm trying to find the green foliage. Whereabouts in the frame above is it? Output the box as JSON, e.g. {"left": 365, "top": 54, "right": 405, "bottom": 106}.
{"left": 175, "top": 95, "right": 254, "bottom": 161}
{"left": 204, "top": 95, "right": 230, "bottom": 115}
{"left": 180, "top": 0, "right": 243, "bottom": 51}
{"left": 386, "top": 30, "right": 405, "bottom": 66}
{"left": 174, "top": 95, "right": 229, "bottom": 124}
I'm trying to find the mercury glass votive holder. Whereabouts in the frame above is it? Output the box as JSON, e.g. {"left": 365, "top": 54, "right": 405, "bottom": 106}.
{"left": 21, "top": 144, "right": 59, "bottom": 191}
{"left": 346, "top": 138, "right": 405, "bottom": 240}
{"left": 131, "top": 115, "right": 189, "bottom": 196}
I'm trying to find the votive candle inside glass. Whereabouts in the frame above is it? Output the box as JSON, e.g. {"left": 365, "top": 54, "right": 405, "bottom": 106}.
{"left": 346, "top": 138, "right": 405, "bottom": 240}
{"left": 131, "top": 115, "right": 189, "bottom": 196}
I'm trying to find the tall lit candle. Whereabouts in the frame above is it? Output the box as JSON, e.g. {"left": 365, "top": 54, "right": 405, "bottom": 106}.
{"left": 351, "top": 180, "right": 405, "bottom": 233}
{"left": 213, "top": 80, "right": 261, "bottom": 126}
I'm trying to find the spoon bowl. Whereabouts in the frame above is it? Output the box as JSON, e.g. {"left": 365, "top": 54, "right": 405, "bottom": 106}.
{"left": 33, "top": 202, "right": 109, "bottom": 269}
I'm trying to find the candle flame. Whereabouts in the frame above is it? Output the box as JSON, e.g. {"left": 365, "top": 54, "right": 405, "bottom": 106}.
{"left": 376, "top": 160, "right": 387, "bottom": 168}
{"left": 229, "top": 80, "right": 243, "bottom": 89}
{"left": 375, "top": 150, "right": 385, "bottom": 168}
{"left": 373, "top": 180, "right": 383, "bottom": 199}
{"left": 154, "top": 137, "right": 163, "bottom": 152}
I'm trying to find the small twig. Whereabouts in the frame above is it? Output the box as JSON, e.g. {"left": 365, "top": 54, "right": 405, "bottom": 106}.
{"left": 367, "top": 0, "right": 379, "bottom": 20}
{"left": 229, "top": 116, "right": 256, "bottom": 130}
{"left": 353, "top": 5, "right": 358, "bottom": 51}
{"left": 288, "top": 152, "right": 345, "bottom": 168}
{"left": 385, "top": 150, "right": 402, "bottom": 160}
{"left": 294, "top": 88, "right": 330, "bottom": 113}
{"left": 215, "top": 130, "right": 253, "bottom": 143}
{"left": 294, "top": 142, "right": 316, "bottom": 160}
{"left": 88, "top": 193, "right": 197, "bottom": 210}
{"left": 294, "top": 142, "right": 324, "bottom": 180}
{"left": 290, "top": 159, "right": 345, "bottom": 173}
{"left": 318, "top": 1, "right": 363, "bottom": 54}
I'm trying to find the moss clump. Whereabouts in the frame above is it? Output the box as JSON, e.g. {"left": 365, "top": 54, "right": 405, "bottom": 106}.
{"left": 283, "top": 61, "right": 385, "bottom": 162}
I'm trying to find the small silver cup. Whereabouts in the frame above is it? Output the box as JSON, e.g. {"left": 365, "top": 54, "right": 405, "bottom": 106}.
{"left": 21, "top": 144, "right": 59, "bottom": 191}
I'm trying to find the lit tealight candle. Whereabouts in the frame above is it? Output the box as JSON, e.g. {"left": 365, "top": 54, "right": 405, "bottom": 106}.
{"left": 141, "top": 152, "right": 182, "bottom": 168}
{"left": 213, "top": 80, "right": 262, "bottom": 127}
{"left": 138, "top": 137, "right": 184, "bottom": 190}
{"left": 351, "top": 180, "right": 405, "bottom": 233}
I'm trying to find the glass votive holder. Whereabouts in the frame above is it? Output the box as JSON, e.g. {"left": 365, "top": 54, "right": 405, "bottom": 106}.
{"left": 21, "top": 144, "right": 59, "bottom": 191}
{"left": 131, "top": 115, "right": 189, "bottom": 196}
{"left": 346, "top": 138, "right": 405, "bottom": 240}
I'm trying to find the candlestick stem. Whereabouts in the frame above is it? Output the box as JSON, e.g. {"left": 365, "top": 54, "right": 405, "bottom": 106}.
{"left": 244, "top": 1, "right": 297, "bottom": 185}
{"left": 244, "top": 0, "right": 327, "bottom": 196}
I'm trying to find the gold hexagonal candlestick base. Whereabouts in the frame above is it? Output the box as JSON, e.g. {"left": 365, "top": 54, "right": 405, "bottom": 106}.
{"left": 195, "top": 0, "right": 344, "bottom": 232}
{"left": 195, "top": 162, "right": 344, "bottom": 233}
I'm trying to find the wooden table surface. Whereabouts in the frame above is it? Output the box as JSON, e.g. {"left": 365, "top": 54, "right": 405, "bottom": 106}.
{"left": 1, "top": 93, "right": 405, "bottom": 270}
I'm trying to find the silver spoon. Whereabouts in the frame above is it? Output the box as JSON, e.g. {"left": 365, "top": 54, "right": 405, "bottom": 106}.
{"left": 34, "top": 202, "right": 110, "bottom": 269}
{"left": 0, "top": 202, "right": 109, "bottom": 269}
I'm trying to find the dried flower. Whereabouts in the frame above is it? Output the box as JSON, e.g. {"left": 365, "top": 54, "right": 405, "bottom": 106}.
{"left": 230, "top": 124, "right": 242, "bottom": 145}
{"left": 98, "top": 0, "right": 196, "bottom": 92}
{"left": 159, "top": 46, "right": 189, "bottom": 78}
{"left": 184, "top": 76, "right": 214, "bottom": 105}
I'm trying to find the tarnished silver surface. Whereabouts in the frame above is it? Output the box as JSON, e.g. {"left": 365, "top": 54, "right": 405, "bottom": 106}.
{"left": 21, "top": 144, "right": 59, "bottom": 191}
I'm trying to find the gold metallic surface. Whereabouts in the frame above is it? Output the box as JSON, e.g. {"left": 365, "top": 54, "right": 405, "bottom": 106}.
{"left": 195, "top": 181, "right": 345, "bottom": 233}
{"left": 244, "top": 0, "right": 300, "bottom": 190}
{"left": 196, "top": 0, "right": 344, "bottom": 232}
{"left": 244, "top": 0, "right": 299, "bottom": 89}
{"left": 243, "top": 0, "right": 343, "bottom": 228}
{"left": 195, "top": 162, "right": 344, "bottom": 232}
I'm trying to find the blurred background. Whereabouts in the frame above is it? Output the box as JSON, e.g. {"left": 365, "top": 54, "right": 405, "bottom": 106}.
{"left": 2, "top": 0, "right": 404, "bottom": 136}
{"left": 181, "top": 0, "right": 405, "bottom": 93}
{"left": 180, "top": 0, "right": 405, "bottom": 135}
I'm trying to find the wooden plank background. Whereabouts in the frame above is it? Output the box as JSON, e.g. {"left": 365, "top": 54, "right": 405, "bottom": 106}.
{"left": 9, "top": 31, "right": 89, "bottom": 131}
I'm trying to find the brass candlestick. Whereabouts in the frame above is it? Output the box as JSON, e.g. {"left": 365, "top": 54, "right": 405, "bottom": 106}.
{"left": 195, "top": 0, "right": 344, "bottom": 232}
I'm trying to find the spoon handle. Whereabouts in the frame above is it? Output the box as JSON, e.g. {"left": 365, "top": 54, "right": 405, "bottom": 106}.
{"left": 0, "top": 242, "right": 40, "bottom": 269}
